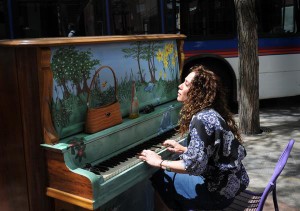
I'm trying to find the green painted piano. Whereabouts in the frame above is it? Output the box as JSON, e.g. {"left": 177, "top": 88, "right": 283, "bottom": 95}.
{"left": 0, "top": 34, "right": 186, "bottom": 210}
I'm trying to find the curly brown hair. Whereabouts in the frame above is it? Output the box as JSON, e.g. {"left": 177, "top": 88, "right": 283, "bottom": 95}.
{"left": 178, "top": 65, "right": 242, "bottom": 142}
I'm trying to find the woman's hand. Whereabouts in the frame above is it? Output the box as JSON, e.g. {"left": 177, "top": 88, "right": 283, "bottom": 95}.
{"left": 138, "top": 150, "right": 162, "bottom": 167}
{"left": 163, "top": 139, "right": 187, "bottom": 154}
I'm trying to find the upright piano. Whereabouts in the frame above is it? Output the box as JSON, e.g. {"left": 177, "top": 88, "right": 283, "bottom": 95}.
{"left": 0, "top": 34, "right": 186, "bottom": 210}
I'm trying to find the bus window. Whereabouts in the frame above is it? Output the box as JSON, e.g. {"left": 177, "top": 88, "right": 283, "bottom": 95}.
{"left": 257, "top": 0, "right": 299, "bottom": 35}
{"left": 282, "top": 2, "right": 297, "bottom": 33}
{"left": 164, "top": 0, "right": 180, "bottom": 34}
{"left": 16, "top": 2, "right": 43, "bottom": 38}
{"left": 93, "top": 0, "right": 106, "bottom": 35}
{"left": 180, "top": 0, "right": 235, "bottom": 38}
{"left": 0, "top": 0, "right": 7, "bottom": 39}
{"left": 110, "top": 0, "right": 160, "bottom": 35}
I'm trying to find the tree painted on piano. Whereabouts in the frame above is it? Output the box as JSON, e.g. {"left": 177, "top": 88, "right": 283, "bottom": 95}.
{"left": 51, "top": 46, "right": 100, "bottom": 99}
{"left": 50, "top": 46, "right": 100, "bottom": 136}
{"left": 122, "top": 41, "right": 163, "bottom": 83}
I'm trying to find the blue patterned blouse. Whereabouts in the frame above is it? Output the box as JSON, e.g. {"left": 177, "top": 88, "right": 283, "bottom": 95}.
{"left": 180, "top": 109, "right": 249, "bottom": 200}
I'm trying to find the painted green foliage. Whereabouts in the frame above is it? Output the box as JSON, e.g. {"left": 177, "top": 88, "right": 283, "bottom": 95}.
{"left": 50, "top": 46, "right": 100, "bottom": 135}
{"left": 51, "top": 46, "right": 100, "bottom": 98}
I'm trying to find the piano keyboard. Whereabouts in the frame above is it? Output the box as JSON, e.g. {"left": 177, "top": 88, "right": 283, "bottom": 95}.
{"left": 83, "top": 129, "right": 183, "bottom": 181}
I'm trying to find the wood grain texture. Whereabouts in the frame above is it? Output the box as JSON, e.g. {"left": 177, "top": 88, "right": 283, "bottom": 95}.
{"left": 0, "top": 47, "right": 53, "bottom": 211}
{"left": 176, "top": 38, "right": 185, "bottom": 80}
{"left": 37, "top": 47, "right": 60, "bottom": 144}
{"left": 0, "top": 47, "right": 30, "bottom": 211}
{"left": 45, "top": 150, "right": 93, "bottom": 199}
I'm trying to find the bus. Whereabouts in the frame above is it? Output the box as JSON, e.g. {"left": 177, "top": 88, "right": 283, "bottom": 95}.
{"left": 1, "top": 0, "right": 300, "bottom": 103}
{"left": 180, "top": 0, "right": 300, "bottom": 104}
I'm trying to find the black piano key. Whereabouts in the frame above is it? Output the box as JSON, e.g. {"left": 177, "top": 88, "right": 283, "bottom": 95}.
{"left": 82, "top": 164, "right": 103, "bottom": 175}
{"left": 101, "top": 161, "right": 117, "bottom": 168}
{"left": 83, "top": 163, "right": 92, "bottom": 169}
{"left": 94, "top": 164, "right": 110, "bottom": 171}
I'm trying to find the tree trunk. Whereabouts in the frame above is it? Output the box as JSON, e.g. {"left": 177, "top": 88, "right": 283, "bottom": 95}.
{"left": 234, "top": 0, "right": 260, "bottom": 134}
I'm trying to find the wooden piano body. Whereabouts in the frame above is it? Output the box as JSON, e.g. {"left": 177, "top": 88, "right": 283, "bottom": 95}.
{"left": 0, "top": 34, "right": 185, "bottom": 210}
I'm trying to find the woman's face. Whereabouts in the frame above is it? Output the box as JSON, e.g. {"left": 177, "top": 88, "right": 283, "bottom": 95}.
{"left": 177, "top": 72, "right": 196, "bottom": 102}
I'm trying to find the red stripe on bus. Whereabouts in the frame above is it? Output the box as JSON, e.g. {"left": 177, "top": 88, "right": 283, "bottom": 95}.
{"left": 184, "top": 47, "right": 300, "bottom": 59}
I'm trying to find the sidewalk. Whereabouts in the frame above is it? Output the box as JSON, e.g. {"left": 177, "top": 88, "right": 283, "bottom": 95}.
{"left": 240, "top": 96, "right": 300, "bottom": 210}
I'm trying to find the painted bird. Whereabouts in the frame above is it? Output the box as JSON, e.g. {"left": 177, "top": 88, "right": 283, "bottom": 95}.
{"left": 102, "top": 81, "right": 107, "bottom": 88}
{"left": 144, "top": 82, "right": 155, "bottom": 92}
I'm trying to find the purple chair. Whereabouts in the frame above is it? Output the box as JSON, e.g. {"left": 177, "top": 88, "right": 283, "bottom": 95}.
{"left": 224, "top": 139, "right": 295, "bottom": 211}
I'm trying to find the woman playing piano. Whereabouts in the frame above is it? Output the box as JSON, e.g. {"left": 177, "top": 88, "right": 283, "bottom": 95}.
{"left": 138, "top": 65, "right": 249, "bottom": 210}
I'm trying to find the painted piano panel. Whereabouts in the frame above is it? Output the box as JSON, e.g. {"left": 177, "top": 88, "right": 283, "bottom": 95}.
{"left": 50, "top": 40, "right": 180, "bottom": 139}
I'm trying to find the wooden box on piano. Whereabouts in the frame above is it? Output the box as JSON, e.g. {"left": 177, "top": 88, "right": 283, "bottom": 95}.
{"left": 1, "top": 34, "right": 186, "bottom": 210}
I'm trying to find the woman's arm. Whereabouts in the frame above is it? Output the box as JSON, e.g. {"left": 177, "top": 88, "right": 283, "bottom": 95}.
{"left": 160, "top": 159, "right": 187, "bottom": 173}
{"left": 138, "top": 149, "right": 187, "bottom": 173}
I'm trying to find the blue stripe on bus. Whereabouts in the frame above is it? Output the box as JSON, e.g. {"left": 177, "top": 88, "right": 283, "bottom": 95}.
{"left": 183, "top": 39, "right": 238, "bottom": 51}
{"left": 183, "top": 37, "right": 300, "bottom": 51}
{"left": 259, "top": 37, "right": 300, "bottom": 47}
